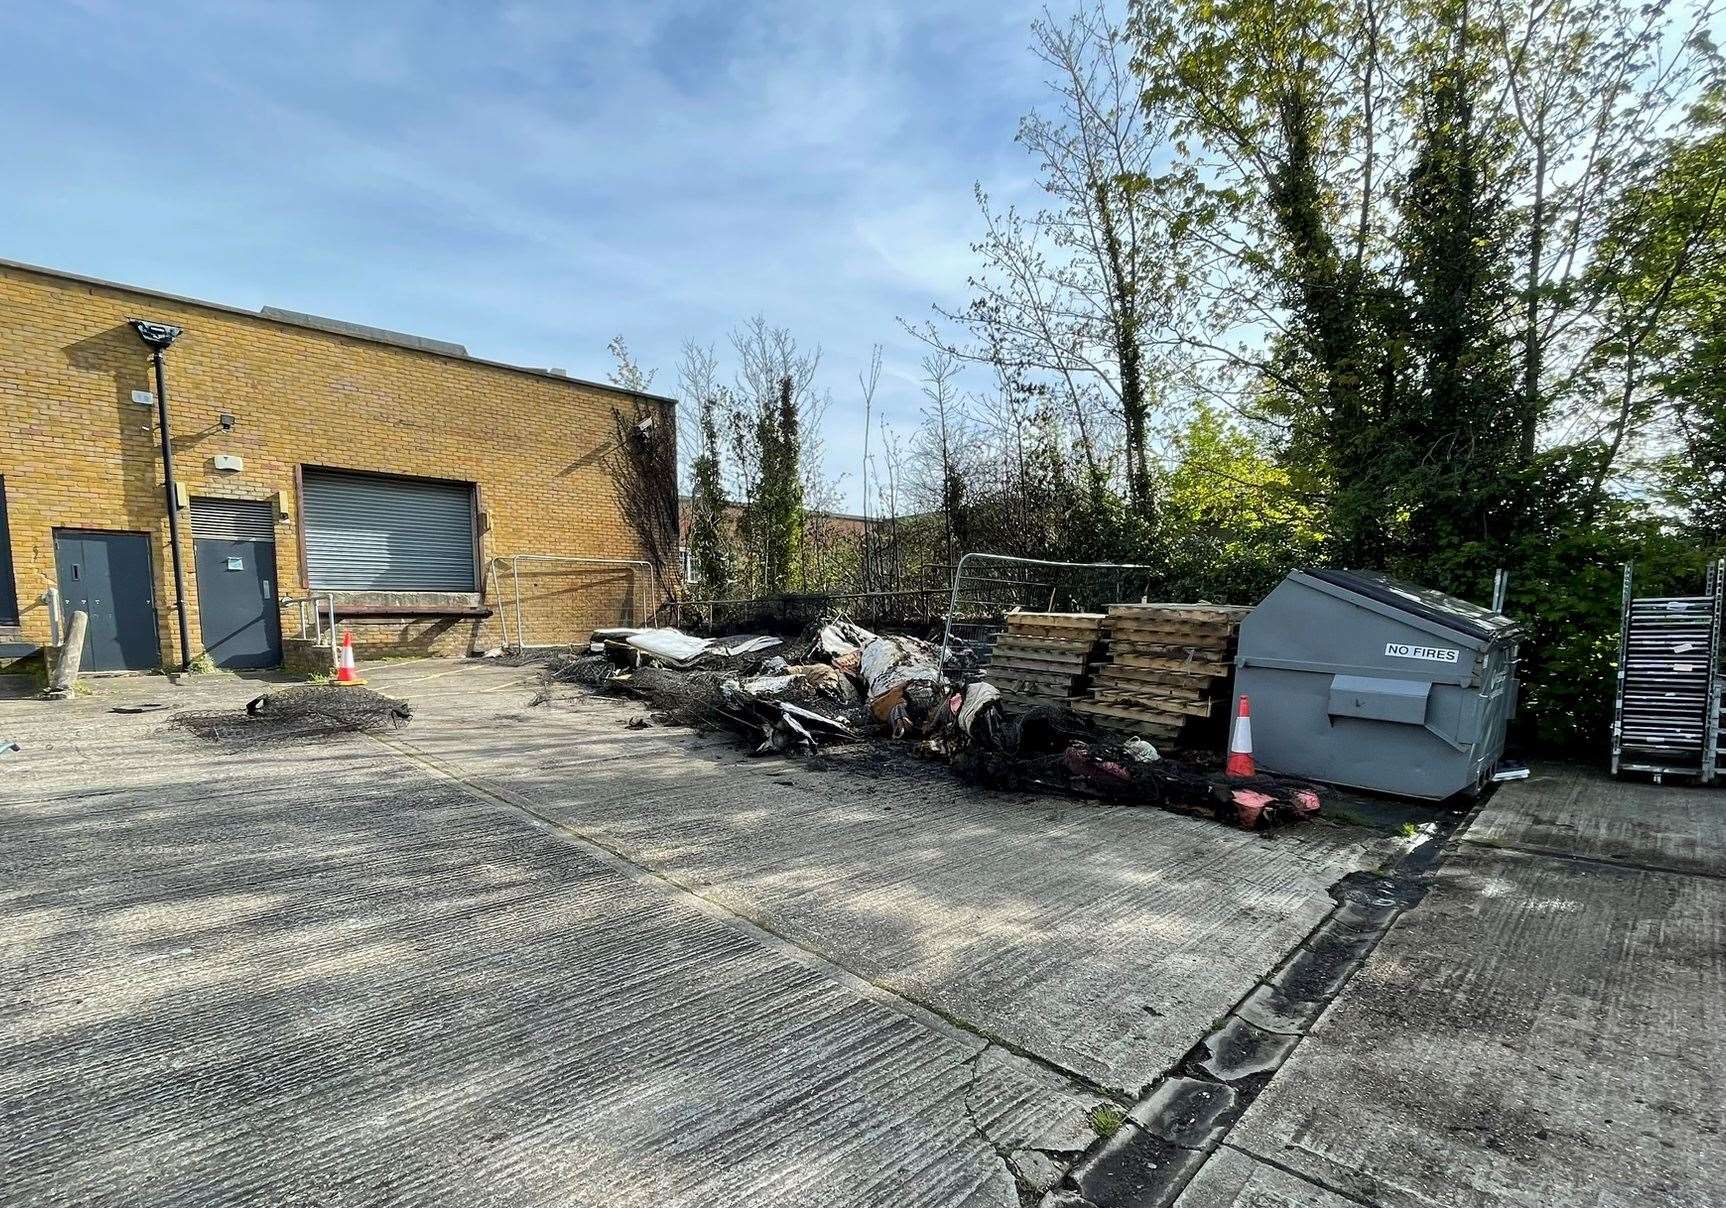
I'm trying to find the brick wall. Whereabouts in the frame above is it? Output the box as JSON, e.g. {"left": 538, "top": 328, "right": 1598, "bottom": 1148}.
{"left": 0, "top": 262, "right": 672, "bottom": 666}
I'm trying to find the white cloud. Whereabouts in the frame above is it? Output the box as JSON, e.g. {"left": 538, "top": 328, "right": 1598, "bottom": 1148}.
{"left": 0, "top": 0, "right": 1067, "bottom": 508}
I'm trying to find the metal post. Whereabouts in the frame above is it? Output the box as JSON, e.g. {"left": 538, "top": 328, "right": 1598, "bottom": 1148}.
{"left": 129, "top": 319, "right": 192, "bottom": 672}
{"left": 1705, "top": 558, "right": 1725, "bottom": 784}
{"left": 1491, "top": 567, "right": 1509, "bottom": 614}
{"left": 1611, "top": 563, "right": 1633, "bottom": 776}
{"left": 152, "top": 348, "right": 193, "bottom": 672}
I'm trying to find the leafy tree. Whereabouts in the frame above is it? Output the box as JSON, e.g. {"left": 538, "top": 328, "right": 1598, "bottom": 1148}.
{"left": 745, "top": 374, "right": 805, "bottom": 594}
{"left": 1589, "top": 89, "right": 1726, "bottom": 538}
{"left": 1393, "top": 18, "right": 1522, "bottom": 566}
{"left": 729, "top": 318, "right": 816, "bottom": 596}
{"left": 1161, "top": 403, "right": 1324, "bottom": 601}
{"left": 686, "top": 390, "right": 731, "bottom": 595}
{"left": 1131, "top": 0, "right": 1415, "bottom": 560}
{"left": 1482, "top": 0, "right": 1718, "bottom": 461}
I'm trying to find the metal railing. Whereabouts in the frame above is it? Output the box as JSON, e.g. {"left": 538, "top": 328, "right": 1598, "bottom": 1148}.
{"left": 656, "top": 587, "right": 951, "bottom": 632}
{"left": 280, "top": 592, "right": 339, "bottom": 662}
{"left": 939, "top": 552, "right": 1161, "bottom": 665}
{"left": 484, "top": 554, "right": 656, "bottom": 650}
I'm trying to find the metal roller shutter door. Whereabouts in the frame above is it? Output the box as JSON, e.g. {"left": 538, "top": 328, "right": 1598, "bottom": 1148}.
{"left": 301, "top": 469, "right": 476, "bottom": 591}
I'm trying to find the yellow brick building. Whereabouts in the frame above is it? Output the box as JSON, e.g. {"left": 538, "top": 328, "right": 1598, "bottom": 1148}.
{"left": 0, "top": 259, "right": 674, "bottom": 672}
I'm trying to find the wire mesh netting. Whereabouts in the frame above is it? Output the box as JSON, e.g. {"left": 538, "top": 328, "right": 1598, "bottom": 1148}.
{"left": 172, "top": 685, "right": 414, "bottom": 744}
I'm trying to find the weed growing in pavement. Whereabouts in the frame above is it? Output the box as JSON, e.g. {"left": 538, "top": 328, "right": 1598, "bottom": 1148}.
{"left": 1398, "top": 821, "right": 1420, "bottom": 838}
{"left": 1087, "top": 1105, "right": 1125, "bottom": 1138}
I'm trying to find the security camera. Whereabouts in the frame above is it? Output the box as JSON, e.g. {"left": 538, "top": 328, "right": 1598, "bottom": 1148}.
{"left": 636, "top": 414, "right": 656, "bottom": 436}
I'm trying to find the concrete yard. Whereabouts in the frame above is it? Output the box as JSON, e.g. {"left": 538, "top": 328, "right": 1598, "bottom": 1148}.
{"left": 3, "top": 663, "right": 1722, "bottom": 1207}
{"left": 1194, "top": 766, "right": 1726, "bottom": 1208}
{"left": 0, "top": 661, "right": 1394, "bottom": 1206}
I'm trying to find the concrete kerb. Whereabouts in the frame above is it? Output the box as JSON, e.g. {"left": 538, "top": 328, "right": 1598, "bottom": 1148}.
{"left": 1048, "top": 796, "right": 1484, "bottom": 1208}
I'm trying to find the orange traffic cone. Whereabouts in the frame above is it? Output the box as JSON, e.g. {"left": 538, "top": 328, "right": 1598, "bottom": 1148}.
{"left": 1226, "top": 694, "right": 1255, "bottom": 778}
{"left": 334, "top": 630, "right": 367, "bottom": 686}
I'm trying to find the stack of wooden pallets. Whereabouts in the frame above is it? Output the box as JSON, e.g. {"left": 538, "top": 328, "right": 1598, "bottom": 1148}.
{"left": 1070, "top": 604, "right": 1252, "bottom": 744}
{"left": 983, "top": 611, "right": 1106, "bottom": 709}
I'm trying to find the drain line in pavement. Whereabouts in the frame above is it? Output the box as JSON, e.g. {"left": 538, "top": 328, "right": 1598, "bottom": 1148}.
{"left": 1049, "top": 810, "right": 1475, "bottom": 1208}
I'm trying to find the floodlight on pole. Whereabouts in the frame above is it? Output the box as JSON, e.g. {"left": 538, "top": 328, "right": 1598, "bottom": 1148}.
{"left": 128, "top": 318, "right": 193, "bottom": 671}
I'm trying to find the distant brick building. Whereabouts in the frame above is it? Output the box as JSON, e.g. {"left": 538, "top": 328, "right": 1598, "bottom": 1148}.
{"left": 0, "top": 259, "right": 673, "bottom": 672}
{"left": 677, "top": 497, "right": 870, "bottom": 544}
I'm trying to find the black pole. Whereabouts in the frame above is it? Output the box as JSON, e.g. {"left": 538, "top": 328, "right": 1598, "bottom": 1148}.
{"left": 137, "top": 334, "right": 193, "bottom": 672}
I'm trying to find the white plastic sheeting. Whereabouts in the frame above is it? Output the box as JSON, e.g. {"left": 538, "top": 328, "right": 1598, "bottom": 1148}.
{"left": 957, "top": 682, "right": 1002, "bottom": 734}
{"left": 859, "top": 634, "right": 941, "bottom": 703}
{"left": 624, "top": 629, "right": 783, "bottom": 668}
{"left": 626, "top": 629, "right": 711, "bottom": 664}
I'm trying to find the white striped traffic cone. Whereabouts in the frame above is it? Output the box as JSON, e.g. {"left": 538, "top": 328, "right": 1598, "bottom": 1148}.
{"left": 334, "top": 630, "right": 367, "bottom": 686}
{"left": 1226, "top": 694, "right": 1255, "bottom": 778}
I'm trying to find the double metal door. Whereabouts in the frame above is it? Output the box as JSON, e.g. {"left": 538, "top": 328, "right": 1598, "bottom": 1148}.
{"left": 54, "top": 530, "right": 161, "bottom": 671}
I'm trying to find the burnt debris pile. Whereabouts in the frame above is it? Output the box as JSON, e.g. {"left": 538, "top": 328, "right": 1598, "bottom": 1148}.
{"left": 539, "top": 619, "right": 1324, "bottom": 831}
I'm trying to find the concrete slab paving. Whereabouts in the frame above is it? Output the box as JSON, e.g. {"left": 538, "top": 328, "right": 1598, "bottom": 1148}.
{"left": 375, "top": 666, "right": 1396, "bottom": 1096}
{"left": 1465, "top": 762, "right": 1726, "bottom": 877}
{"left": 1215, "top": 843, "right": 1726, "bottom": 1208}
{"left": 0, "top": 663, "right": 1400, "bottom": 1205}
{"left": 2, "top": 676, "right": 1109, "bottom": 1207}
{"left": 1173, "top": 1145, "right": 1358, "bottom": 1207}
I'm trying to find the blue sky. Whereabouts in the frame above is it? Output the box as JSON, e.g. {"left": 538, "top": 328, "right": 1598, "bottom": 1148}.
{"left": 2, "top": 0, "right": 1058, "bottom": 510}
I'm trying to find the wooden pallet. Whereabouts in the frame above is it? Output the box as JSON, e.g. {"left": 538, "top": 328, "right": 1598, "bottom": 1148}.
{"left": 987, "top": 606, "right": 1249, "bottom": 744}
{"left": 993, "top": 634, "right": 1097, "bottom": 654}
{"left": 1068, "top": 700, "right": 1185, "bottom": 739}
{"left": 1067, "top": 602, "right": 1250, "bottom": 745}
{"left": 1108, "top": 604, "right": 1249, "bottom": 616}
{"left": 985, "top": 611, "right": 1107, "bottom": 707}
{"left": 993, "top": 640, "right": 1094, "bottom": 661}
{"left": 1087, "top": 689, "right": 1218, "bottom": 718}
{"left": 991, "top": 656, "right": 1093, "bottom": 678}
{"left": 1006, "top": 611, "right": 1106, "bottom": 629}
{"left": 987, "top": 667, "right": 1079, "bottom": 690}
{"left": 994, "top": 676, "right": 1070, "bottom": 693}
{"left": 1092, "top": 665, "right": 1220, "bottom": 691}
{"left": 1106, "top": 652, "right": 1233, "bottom": 670}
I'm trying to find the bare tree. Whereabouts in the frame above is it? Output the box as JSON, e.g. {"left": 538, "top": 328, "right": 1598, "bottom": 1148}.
{"left": 874, "top": 422, "right": 908, "bottom": 591}
{"left": 909, "top": 350, "right": 970, "bottom": 569}
{"left": 1483, "top": 0, "right": 1720, "bottom": 457}
{"left": 912, "top": 3, "right": 1179, "bottom": 512}
{"left": 858, "top": 344, "right": 882, "bottom": 591}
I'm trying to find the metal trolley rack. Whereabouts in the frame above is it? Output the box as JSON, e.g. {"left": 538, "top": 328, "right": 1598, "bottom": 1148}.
{"left": 1612, "top": 560, "right": 1725, "bottom": 782}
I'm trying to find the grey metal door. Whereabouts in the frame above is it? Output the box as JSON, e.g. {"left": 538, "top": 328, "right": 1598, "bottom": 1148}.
{"left": 54, "top": 530, "right": 162, "bottom": 671}
{"left": 191, "top": 499, "right": 282, "bottom": 669}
